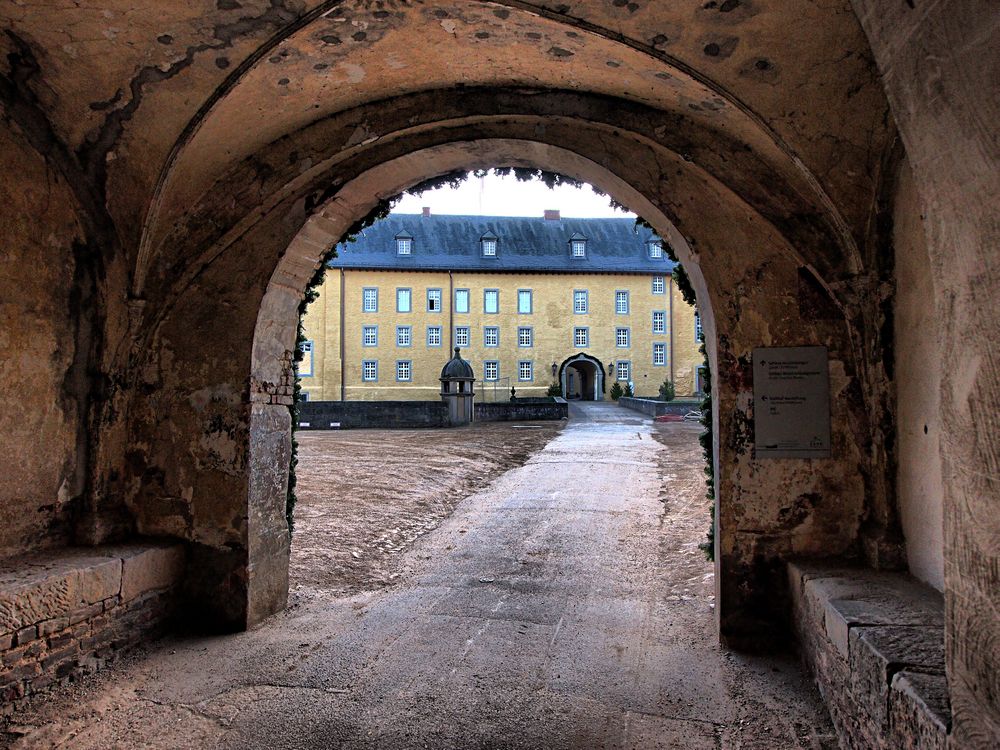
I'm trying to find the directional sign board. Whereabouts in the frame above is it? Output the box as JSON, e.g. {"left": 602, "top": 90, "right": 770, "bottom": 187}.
{"left": 753, "top": 346, "right": 831, "bottom": 459}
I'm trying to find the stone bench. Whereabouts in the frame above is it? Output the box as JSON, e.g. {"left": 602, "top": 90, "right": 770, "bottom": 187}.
{"left": 0, "top": 543, "right": 185, "bottom": 711}
{"left": 788, "top": 561, "right": 950, "bottom": 749}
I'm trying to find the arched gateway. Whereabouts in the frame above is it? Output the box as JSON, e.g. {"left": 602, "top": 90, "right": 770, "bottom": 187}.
{"left": 560, "top": 354, "right": 605, "bottom": 402}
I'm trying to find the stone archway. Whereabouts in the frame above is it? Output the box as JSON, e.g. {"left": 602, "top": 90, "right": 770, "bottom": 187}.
{"left": 234, "top": 134, "right": 865, "bottom": 647}
{"left": 559, "top": 353, "right": 605, "bottom": 402}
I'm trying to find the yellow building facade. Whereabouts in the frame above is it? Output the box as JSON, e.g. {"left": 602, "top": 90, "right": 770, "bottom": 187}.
{"left": 299, "top": 214, "right": 703, "bottom": 402}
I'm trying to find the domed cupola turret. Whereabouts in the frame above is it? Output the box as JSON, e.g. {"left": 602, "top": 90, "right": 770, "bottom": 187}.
{"left": 440, "top": 348, "right": 476, "bottom": 426}
{"left": 440, "top": 347, "right": 475, "bottom": 381}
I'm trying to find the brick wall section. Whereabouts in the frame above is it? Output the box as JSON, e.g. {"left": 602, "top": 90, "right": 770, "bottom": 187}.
{"left": 788, "top": 561, "right": 950, "bottom": 748}
{"left": 0, "top": 544, "right": 184, "bottom": 711}
{"left": 474, "top": 399, "right": 567, "bottom": 422}
{"left": 617, "top": 397, "right": 699, "bottom": 418}
{"left": 298, "top": 399, "right": 567, "bottom": 428}
{"left": 250, "top": 350, "right": 296, "bottom": 407}
{"left": 298, "top": 400, "right": 449, "bottom": 429}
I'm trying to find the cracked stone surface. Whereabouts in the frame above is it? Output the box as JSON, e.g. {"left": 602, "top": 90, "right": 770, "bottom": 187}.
{"left": 4, "top": 406, "right": 835, "bottom": 748}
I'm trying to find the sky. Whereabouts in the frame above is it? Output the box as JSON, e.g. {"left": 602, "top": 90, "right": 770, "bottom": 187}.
{"left": 392, "top": 172, "right": 636, "bottom": 219}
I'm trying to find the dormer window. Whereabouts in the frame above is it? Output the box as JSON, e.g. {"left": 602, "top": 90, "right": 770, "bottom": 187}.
{"left": 569, "top": 233, "right": 587, "bottom": 259}
{"left": 395, "top": 232, "right": 413, "bottom": 256}
{"left": 481, "top": 231, "right": 498, "bottom": 257}
{"left": 648, "top": 239, "right": 663, "bottom": 259}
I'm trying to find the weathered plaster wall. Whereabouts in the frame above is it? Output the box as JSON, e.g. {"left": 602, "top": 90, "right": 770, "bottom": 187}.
{"left": 0, "top": 123, "right": 84, "bottom": 558}
{"left": 851, "top": 0, "right": 1000, "bottom": 744}
{"left": 893, "top": 159, "right": 944, "bottom": 592}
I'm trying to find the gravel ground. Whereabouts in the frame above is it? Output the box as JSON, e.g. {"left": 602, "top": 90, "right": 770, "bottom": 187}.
{"left": 289, "top": 421, "right": 563, "bottom": 604}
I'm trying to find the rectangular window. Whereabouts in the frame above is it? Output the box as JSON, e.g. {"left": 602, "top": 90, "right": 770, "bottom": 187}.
{"left": 574, "top": 327, "right": 589, "bottom": 348}
{"left": 652, "top": 311, "right": 666, "bottom": 334}
{"left": 484, "top": 361, "right": 499, "bottom": 381}
{"left": 484, "top": 289, "right": 499, "bottom": 314}
{"left": 455, "top": 326, "right": 470, "bottom": 347}
{"left": 396, "top": 326, "right": 411, "bottom": 347}
{"left": 482, "top": 239, "right": 497, "bottom": 256}
{"left": 396, "top": 360, "right": 411, "bottom": 382}
{"left": 616, "top": 327, "right": 630, "bottom": 348}
{"left": 573, "top": 290, "right": 588, "bottom": 314}
{"left": 695, "top": 365, "right": 708, "bottom": 393}
{"left": 571, "top": 240, "right": 586, "bottom": 258}
{"left": 617, "top": 361, "right": 631, "bottom": 381}
{"left": 427, "top": 288, "right": 442, "bottom": 313}
{"left": 517, "top": 289, "right": 533, "bottom": 314}
{"left": 455, "top": 289, "right": 470, "bottom": 314}
{"left": 297, "top": 341, "right": 314, "bottom": 377}
{"left": 518, "top": 327, "right": 532, "bottom": 347}
{"left": 695, "top": 311, "right": 704, "bottom": 341}
{"left": 484, "top": 326, "right": 499, "bottom": 347}
{"left": 518, "top": 361, "right": 533, "bottom": 382}
{"left": 648, "top": 241, "right": 663, "bottom": 259}
{"left": 396, "top": 237, "right": 412, "bottom": 255}
{"left": 615, "top": 290, "right": 630, "bottom": 315}
{"left": 652, "top": 275, "right": 665, "bottom": 295}
{"left": 427, "top": 326, "right": 442, "bottom": 347}
{"left": 362, "top": 287, "right": 378, "bottom": 313}
{"left": 396, "top": 288, "right": 411, "bottom": 313}
{"left": 362, "top": 360, "right": 378, "bottom": 382}
{"left": 653, "top": 343, "right": 666, "bottom": 366}
{"left": 362, "top": 325, "right": 378, "bottom": 347}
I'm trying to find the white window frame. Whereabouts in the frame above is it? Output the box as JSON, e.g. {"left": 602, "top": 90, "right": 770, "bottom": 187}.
{"left": 396, "top": 360, "right": 412, "bottom": 382}
{"left": 617, "top": 360, "right": 631, "bottom": 381}
{"left": 517, "top": 326, "right": 533, "bottom": 348}
{"left": 362, "top": 360, "right": 378, "bottom": 382}
{"left": 362, "top": 287, "right": 378, "bottom": 313}
{"left": 518, "top": 360, "right": 533, "bottom": 382}
{"left": 517, "top": 289, "right": 533, "bottom": 314}
{"left": 484, "top": 360, "right": 499, "bottom": 381}
{"left": 455, "top": 326, "right": 470, "bottom": 347}
{"left": 297, "top": 340, "right": 314, "bottom": 377}
{"left": 695, "top": 311, "right": 704, "bottom": 341}
{"left": 648, "top": 240, "right": 663, "bottom": 259}
{"left": 396, "top": 237, "right": 412, "bottom": 256}
{"left": 484, "top": 289, "right": 499, "bottom": 314}
{"left": 571, "top": 239, "right": 586, "bottom": 258}
{"left": 616, "top": 327, "right": 630, "bottom": 348}
{"left": 573, "top": 289, "right": 589, "bottom": 314}
{"left": 484, "top": 326, "right": 499, "bottom": 347}
{"left": 481, "top": 238, "right": 498, "bottom": 257}
{"left": 652, "top": 275, "right": 665, "bottom": 295}
{"left": 426, "top": 288, "right": 442, "bottom": 313}
{"left": 396, "top": 287, "right": 412, "bottom": 313}
{"left": 454, "top": 288, "right": 470, "bottom": 314}
{"left": 615, "top": 290, "right": 630, "bottom": 315}
{"left": 427, "top": 326, "right": 442, "bottom": 347}
{"left": 362, "top": 325, "right": 378, "bottom": 347}
{"left": 653, "top": 343, "right": 666, "bottom": 366}
{"left": 652, "top": 310, "right": 666, "bottom": 335}
{"left": 574, "top": 327, "right": 589, "bottom": 348}
{"left": 396, "top": 326, "right": 411, "bottom": 347}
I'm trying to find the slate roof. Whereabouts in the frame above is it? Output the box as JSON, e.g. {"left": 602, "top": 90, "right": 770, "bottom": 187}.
{"left": 327, "top": 214, "right": 675, "bottom": 275}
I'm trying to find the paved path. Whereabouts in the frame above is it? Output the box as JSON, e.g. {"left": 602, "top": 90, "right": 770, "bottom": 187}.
{"left": 10, "top": 403, "right": 834, "bottom": 749}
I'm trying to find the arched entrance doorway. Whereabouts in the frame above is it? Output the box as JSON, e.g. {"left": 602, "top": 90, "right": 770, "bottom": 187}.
{"left": 559, "top": 353, "right": 605, "bottom": 401}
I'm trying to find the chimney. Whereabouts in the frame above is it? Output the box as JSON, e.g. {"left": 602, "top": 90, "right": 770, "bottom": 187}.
{"left": 422, "top": 206, "right": 431, "bottom": 217}
{"left": 544, "top": 209, "right": 560, "bottom": 221}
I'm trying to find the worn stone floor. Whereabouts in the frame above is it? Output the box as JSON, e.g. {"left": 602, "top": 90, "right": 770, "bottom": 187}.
{"left": 5, "top": 403, "right": 836, "bottom": 749}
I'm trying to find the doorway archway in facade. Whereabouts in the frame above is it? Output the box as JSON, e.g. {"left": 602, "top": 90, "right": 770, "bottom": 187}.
{"left": 559, "top": 353, "right": 605, "bottom": 402}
